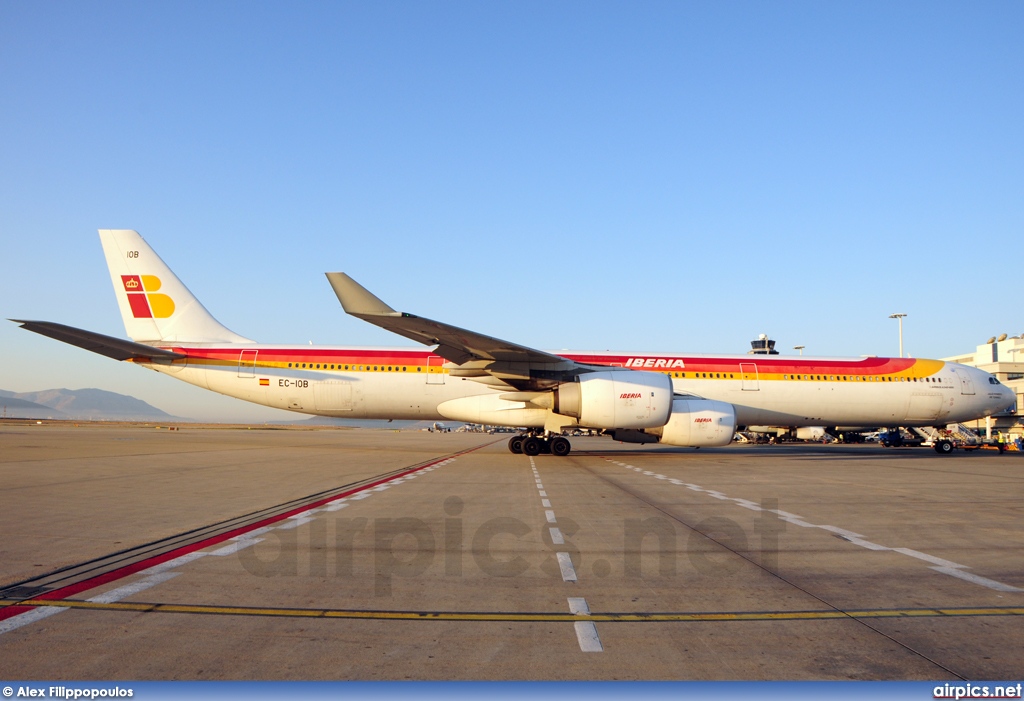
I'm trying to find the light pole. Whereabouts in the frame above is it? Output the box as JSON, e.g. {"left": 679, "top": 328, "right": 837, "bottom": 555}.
{"left": 889, "top": 313, "right": 907, "bottom": 358}
{"left": 793, "top": 345, "right": 805, "bottom": 356}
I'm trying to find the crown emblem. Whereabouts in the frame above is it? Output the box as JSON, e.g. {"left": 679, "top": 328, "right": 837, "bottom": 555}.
{"left": 125, "top": 278, "right": 139, "bottom": 289}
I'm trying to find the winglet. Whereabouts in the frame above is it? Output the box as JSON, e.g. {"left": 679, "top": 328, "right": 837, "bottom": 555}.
{"left": 325, "top": 273, "right": 399, "bottom": 317}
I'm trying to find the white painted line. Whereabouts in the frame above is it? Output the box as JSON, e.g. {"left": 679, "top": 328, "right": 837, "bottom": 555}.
{"left": 87, "top": 571, "right": 180, "bottom": 604}
{"left": 140, "top": 551, "right": 207, "bottom": 575}
{"left": 931, "top": 567, "right": 1024, "bottom": 593}
{"left": 556, "top": 552, "right": 577, "bottom": 582}
{"left": 892, "top": 548, "right": 962, "bottom": 569}
{"left": 623, "top": 461, "right": 1024, "bottom": 593}
{"left": 535, "top": 479, "right": 544, "bottom": 484}
{"left": 291, "top": 509, "right": 318, "bottom": 519}
{"left": 538, "top": 491, "right": 547, "bottom": 497}
{"left": 567, "top": 597, "right": 603, "bottom": 652}
{"left": 325, "top": 502, "right": 349, "bottom": 512}
{"left": 844, "top": 537, "right": 890, "bottom": 551}
{"left": 541, "top": 499, "right": 551, "bottom": 508}
{"left": 0, "top": 605, "right": 65, "bottom": 635}
{"left": 550, "top": 527, "right": 565, "bottom": 545}
{"left": 350, "top": 492, "right": 371, "bottom": 500}
{"left": 545, "top": 510, "right": 557, "bottom": 524}
{"left": 209, "top": 538, "right": 265, "bottom": 556}
{"left": 231, "top": 526, "right": 274, "bottom": 540}
{"left": 277, "top": 517, "right": 313, "bottom": 530}
{"left": 536, "top": 484, "right": 544, "bottom": 490}
{"left": 567, "top": 597, "right": 588, "bottom": 613}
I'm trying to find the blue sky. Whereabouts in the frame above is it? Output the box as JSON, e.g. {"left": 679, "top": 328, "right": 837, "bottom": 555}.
{"left": 2, "top": 2, "right": 1021, "bottom": 421}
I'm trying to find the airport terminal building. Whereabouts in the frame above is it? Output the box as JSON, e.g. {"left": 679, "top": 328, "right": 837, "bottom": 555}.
{"left": 944, "top": 335, "right": 1024, "bottom": 437}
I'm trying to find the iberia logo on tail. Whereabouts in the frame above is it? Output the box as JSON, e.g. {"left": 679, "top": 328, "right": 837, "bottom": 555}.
{"left": 121, "top": 275, "right": 175, "bottom": 318}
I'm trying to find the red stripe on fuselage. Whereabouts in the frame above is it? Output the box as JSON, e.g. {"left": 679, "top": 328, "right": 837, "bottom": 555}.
{"left": 159, "top": 347, "right": 921, "bottom": 377}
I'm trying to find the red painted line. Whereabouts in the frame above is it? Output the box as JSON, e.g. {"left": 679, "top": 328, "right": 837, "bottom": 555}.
{"left": 0, "top": 442, "right": 491, "bottom": 623}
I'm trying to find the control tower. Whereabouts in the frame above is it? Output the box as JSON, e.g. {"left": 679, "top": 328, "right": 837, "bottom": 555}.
{"left": 749, "top": 334, "right": 779, "bottom": 355}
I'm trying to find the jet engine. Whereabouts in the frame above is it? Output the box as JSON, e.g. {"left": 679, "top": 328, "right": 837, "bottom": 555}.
{"left": 554, "top": 370, "right": 673, "bottom": 430}
{"left": 647, "top": 398, "right": 737, "bottom": 447}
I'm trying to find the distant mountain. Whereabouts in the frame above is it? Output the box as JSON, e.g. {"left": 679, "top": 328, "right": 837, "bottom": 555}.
{"left": 0, "top": 388, "right": 174, "bottom": 420}
{"left": 0, "top": 395, "right": 67, "bottom": 419}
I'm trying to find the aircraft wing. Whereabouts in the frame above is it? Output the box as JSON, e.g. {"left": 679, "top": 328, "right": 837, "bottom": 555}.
{"left": 325, "top": 273, "right": 581, "bottom": 389}
{"left": 11, "top": 320, "right": 186, "bottom": 362}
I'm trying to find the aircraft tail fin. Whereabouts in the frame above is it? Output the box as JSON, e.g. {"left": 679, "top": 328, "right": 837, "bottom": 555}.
{"left": 98, "top": 229, "right": 253, "bottom": 344}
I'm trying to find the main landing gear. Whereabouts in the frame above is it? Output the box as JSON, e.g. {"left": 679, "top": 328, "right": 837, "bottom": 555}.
{"left": 508, "top": 434, "right": 572, "bottom": 457}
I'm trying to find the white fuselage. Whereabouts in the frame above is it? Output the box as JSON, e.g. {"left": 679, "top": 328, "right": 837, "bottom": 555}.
{"left": 141, "top": 345, "right": 1014, "bottom": 429}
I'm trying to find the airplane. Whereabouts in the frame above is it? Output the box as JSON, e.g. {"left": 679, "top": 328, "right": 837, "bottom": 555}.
{"left": 12, "top": 230, "right": 1017, "bottom": 457}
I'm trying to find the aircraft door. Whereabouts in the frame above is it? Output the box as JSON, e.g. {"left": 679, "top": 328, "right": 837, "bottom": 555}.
{"left": 740, "top": 363, "right": 759, "bottom": 391}
{"left": 426, "top": 355, "right": 445, "bottom": 385}
{"left": 952, "top": 367, "right": 975, "bottom": 395}
{"left": 237, "top": 349, "right": 258, "bottom": 377}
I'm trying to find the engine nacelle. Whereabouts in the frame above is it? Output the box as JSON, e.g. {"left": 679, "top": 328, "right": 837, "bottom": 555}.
{"left": 555, "top": 370, "right": 673, "bottom": 430}
{"left": 650, "top": 398, "right": 737, "bottom": 447}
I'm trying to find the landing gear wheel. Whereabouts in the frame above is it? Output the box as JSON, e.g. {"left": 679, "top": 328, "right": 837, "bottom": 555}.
{"left": 522, "top": 437, "right": 542, "bottom": 456}
{"left": 550, "top": 436, "right": 571, "bottom": 457}
{"left": 934, "top": 440, "right": 953, "bottom": 455}
{"left": 508, "top": 436, "right": 524, "bottom": 454}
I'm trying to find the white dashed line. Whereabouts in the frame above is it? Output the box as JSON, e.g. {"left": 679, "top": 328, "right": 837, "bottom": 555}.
{"left": 545, "top": 510, "right": 557, "bottom": 524}
{"left": 550, "top": 527, "right": 565, "bottom": 545}
{"left": 611, "top": 458, "right": 1023, "bottom": 593}
{"left": 557, "top": 552, "right": 577, "bottom": 582}
{"left": 541, "top": 499, "right": 551, "bottom": 508}
{"left": 567, "top": 597, "right": 603, "bottom": 652}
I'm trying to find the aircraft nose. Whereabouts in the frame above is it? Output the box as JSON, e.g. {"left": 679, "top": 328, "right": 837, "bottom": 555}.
{"left": 1002, "top": 385, "right": 1017, "bottom": 412}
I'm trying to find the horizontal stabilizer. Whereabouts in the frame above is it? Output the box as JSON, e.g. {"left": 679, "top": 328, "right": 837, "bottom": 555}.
{"left": 11, "top": 320, "right": 186, "bottom": 362}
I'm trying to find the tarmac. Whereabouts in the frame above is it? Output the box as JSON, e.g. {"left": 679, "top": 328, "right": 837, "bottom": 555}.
{"left": 0, "top": 421, "right": 1022, "bottom": 680}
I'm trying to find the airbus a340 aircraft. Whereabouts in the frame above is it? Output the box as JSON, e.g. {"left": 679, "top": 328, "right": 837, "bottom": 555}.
{"left": 14, "top": 230, "right": 1016, "bottom": 456}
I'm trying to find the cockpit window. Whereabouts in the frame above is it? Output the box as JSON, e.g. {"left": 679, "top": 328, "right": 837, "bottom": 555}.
{"left": 989, "top": 377, "right": 1001, "bottom": 385}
